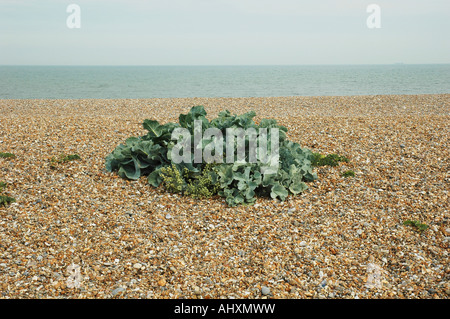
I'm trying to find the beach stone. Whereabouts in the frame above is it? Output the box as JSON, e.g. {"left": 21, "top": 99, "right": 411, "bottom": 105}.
{"left": 299, "top": 241, "right": 307, "bottom": 247}
{"left": 444, "top": 283, "right": 450, "bottom": 295}
{"left": 261, "top": 286, "right": 271, "bottom": 296}
{"left": 129, "top": 279, "right": 137, "bottom": 286}
{"left": 193, "top": 286, "right": 201, "bottom": 295}
{"left": 66, "top": 264, "right": 82, "bottom": 289}
{"left": 111, "top": 287, "right": 125, "bottom": 296}
{"left": 205, "top": 278, "right": 214, "bottom": 285}
{"left": 158, "top": 278, "right": 166, "bottom": 287}
{"left": 427, "top": 288, "right": 437, "bottom": 295}
{"left": 133, "top": 263, "right": 142, "bottom": 270}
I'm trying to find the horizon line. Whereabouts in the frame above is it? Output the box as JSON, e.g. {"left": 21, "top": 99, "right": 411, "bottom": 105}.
{"left": 1, "top": 63, "right": 450, "bottom": 67}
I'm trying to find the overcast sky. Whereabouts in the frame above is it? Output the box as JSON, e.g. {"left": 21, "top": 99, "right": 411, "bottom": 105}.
{"left": 0, "top": 0, "right": 449, "bottom": 65}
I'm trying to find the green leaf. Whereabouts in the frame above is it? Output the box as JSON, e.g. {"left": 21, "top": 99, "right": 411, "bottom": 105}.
{"left": 147, "top": 167, "right": 163, "bottom": 187}
{"left": 262, "top": 173, "right": 276, "bottom": 187}
{"left": 179, "top": 105, "right": 209, "bottom": 131}
{"left": 216, "top": 164, "right": 234, "bottom": 187}
{"left": 143, "top": 120, "right": 163, "bottom": 137}
{"left": 270, "top": 183, "right": 288, "bottom": 201}
{"left": 118, "top": 157, "right": 141, "bottom": 180}
{"left": 289, "top": 181, "right": 308, "bottom": 195}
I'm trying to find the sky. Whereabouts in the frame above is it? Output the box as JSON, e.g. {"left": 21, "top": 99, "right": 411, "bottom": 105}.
{"left": 0, "top": 0, "right": 449, "bottom": 65}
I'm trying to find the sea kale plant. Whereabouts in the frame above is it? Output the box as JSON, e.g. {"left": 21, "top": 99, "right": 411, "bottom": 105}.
{"left": 105, "top": 105, "right": 317, "bottom": 206}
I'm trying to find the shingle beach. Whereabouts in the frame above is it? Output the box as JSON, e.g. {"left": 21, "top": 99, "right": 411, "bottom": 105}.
{"left": 0, "top": 94, "right": 449, "bottom": 299}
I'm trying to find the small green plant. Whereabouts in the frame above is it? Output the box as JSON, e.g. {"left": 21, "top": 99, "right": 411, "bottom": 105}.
{"left": 0, "top": 182, "right": 6, "bottom": 191}
{"left": 160, "top": 163, "right": 220, "bottom": 199}
{"left": 61, "top": 154, "right": 80, "bottom": 162}
{"left": 0, "top": 152, "right": 15, "bottom": 159}
{"left": 342, "top": 170, "right": 355, "bottom": 178}
{"left": 50, "top": 154, "right": 81, "bottom": 168}
{"left": 53, "top": 154, "right": 80, "bottom": 163}
{"left": 0, "top": 195, "right": 15, "bottom": 207}
{"left": 160, "top": 164, "right": 186, "bottom": 194}
{"left": 185, "top": 163, "right": 220, "bottom": 199}
{"left": 311, "top": 152, "right": 349, "bottom": 167}
{"left": 403, "top": 220, "right": 428, "bottom": 232}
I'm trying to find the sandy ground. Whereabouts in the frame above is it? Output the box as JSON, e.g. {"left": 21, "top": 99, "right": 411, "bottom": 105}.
{"left": 0, "top": 94, "right": 449, "bottom": 299}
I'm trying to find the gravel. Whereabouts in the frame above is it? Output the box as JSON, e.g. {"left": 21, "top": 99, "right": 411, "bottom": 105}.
{"left": 0, "top": 94, "right": 449, "bottom": 299}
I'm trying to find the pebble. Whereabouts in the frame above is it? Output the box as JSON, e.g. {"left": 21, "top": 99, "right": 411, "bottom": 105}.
{"left": 111, "top": 287, "right": 125, "bottom": 297}
{"left": 158, "top": 279, "right": 166, "bottom": 287}
{"left": 193, "top": 286, "right": 201, "bottom": 295}
{"left": 261, "top": 286, "right": 271, "bottom": 296}
{"left": 129, "top": 279, "right": 137, "bottom": 286}
{"left": 133, "top": 263, "right": 142, "bottom": 270}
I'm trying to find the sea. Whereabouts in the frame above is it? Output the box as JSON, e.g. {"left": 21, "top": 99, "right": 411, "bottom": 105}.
{"left": 0, "top": 64, "right": 449, "bottom": 99}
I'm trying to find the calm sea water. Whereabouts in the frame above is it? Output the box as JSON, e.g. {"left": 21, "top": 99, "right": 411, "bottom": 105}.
{"left": 0, "top": 64, "right": 449, "bottom": 99}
